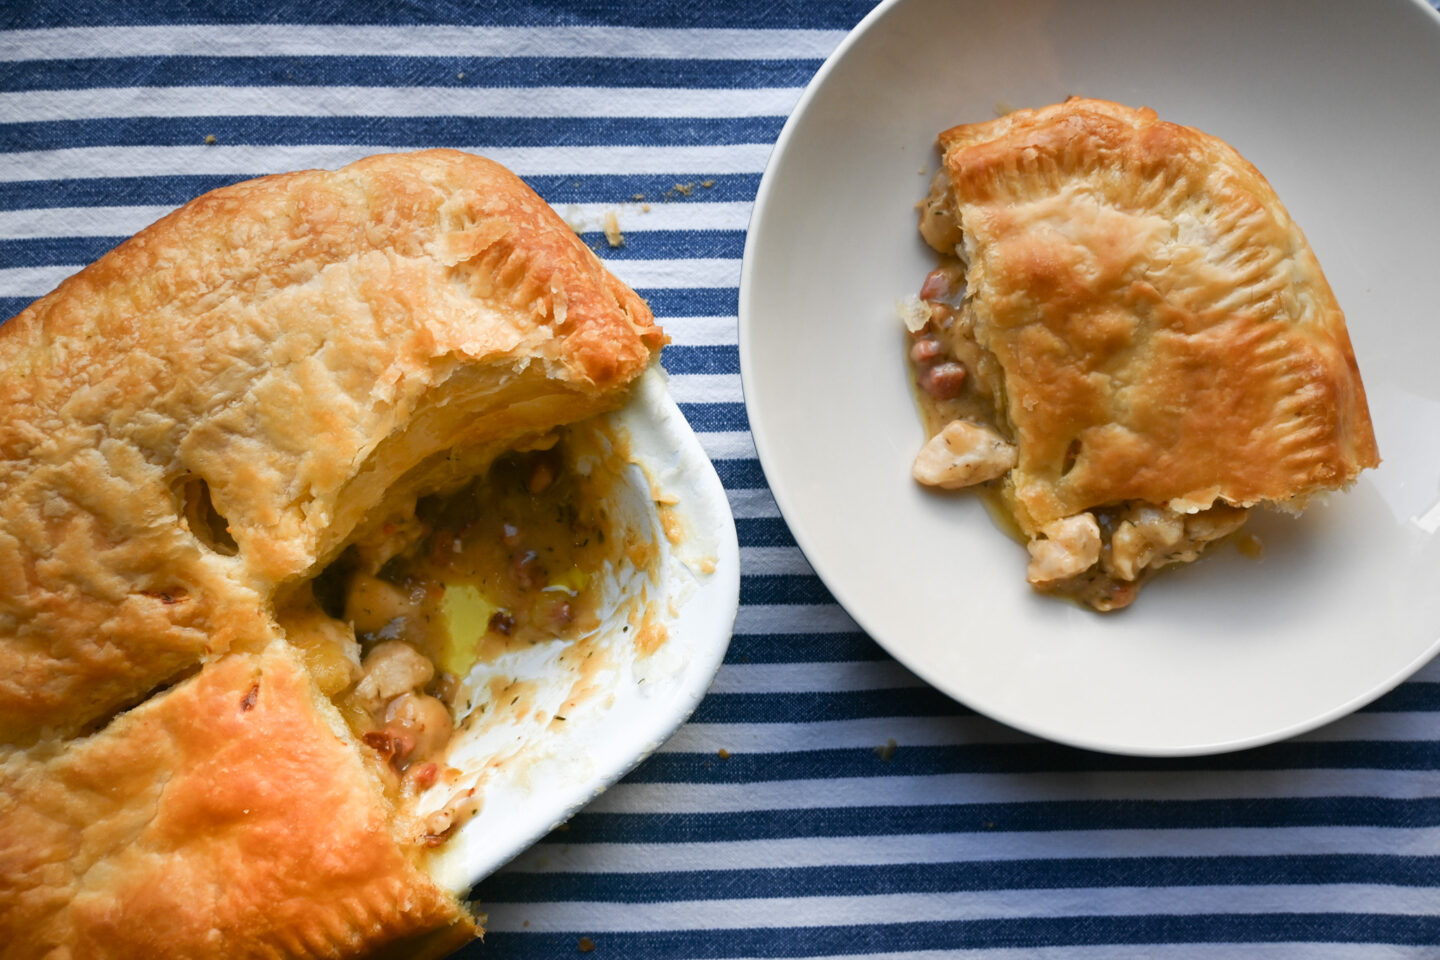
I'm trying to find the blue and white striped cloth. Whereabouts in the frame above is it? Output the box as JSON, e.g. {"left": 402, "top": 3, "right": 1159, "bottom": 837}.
{"left": 5, "top": 2, "right": 1440, "bottom": 957}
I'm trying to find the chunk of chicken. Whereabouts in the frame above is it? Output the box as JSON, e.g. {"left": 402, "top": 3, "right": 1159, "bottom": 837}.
{"left": 1026, "top": 513, "right": 1102, "bottom": 585}
{"left": 1106, "top": 505, "right": 1186, "bottom": 581}
{"left": 912, "top": 420, "right": 1017, "bottom": 489}
{"left": 1105, "top": 502, "right": 1249, "bottom": 582}
{"left": 353, "top": 640, "right": 435, "bottom": 713}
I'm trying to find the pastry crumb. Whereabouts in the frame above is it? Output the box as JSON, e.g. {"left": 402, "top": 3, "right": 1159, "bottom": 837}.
{"left": 578, "top": 936, "right": 596, "bottom": 953}
{"left": 1234, "top": 532, "right": 1264, "bottom": 559}
{"left": 874, "top": 738, "right": 897, "bottom": 761}
{"left": 603, "top": 211, "right": 624, "bottom": 247}
{"left": 204, "top": 134, "right": 217, "bottom": 145}
{"left": 717, "top": 748, "right": 730, "bottom": 759}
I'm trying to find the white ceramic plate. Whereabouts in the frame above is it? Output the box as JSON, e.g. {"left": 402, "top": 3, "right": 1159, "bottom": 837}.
{"left": 739, "top": 0, "right": 1440, "bottom": 756}
{"left": 423, "top": 368, "right": 740, "bottom": 892}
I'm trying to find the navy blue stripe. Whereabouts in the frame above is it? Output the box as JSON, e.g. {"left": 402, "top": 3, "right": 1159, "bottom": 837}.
{"left": 1, "top": 55, "right": 823, "bottom": 92}
{"left": 637, "top": 287, "right": 736, "bottom": 317}
{"left": 725, "top": 632, "right": 887, "bottom": 664}
{"left": 2, "top": 0, "right": 876, "bottom": 29}
{"left": 739, "top": 574, "right": 834, "bottom": 605}
{"left": 1364, "top": 682, "right": 1440, "bottom": 713}
{"left": 662, "top": 344, "right": 738, "bottom": 376}
{"left": 0, "top": 174, "right": 761, "bottom": 210}
{"left": 0, "top": 231, "right": 743, "bottom": 269}
{"left": 0, "top": 115, "right": 785, "bottom": 151}
{"left": 677, "top": 403, "right": 747, "bottom": 432}
{"left": 1, "top": 297, "right": 33, "bottom": 322}
{"left": 690, "top": 680, "right": 1440, "bottom": 721}
{"left": 0, "top": 235, "right": 121, "bottom": 268}
{"left": 692, "top": 687, "right": 961, "bottom": 724}
{"left": 578, "top": 229, "right": 744, "bottom": 261}
{"left": 0, "top": 175, "right": 250, "bottom": 210}
{"left": 711, "top": 458, "right": 765, "bottom": 488}
{"left": 623, "top": 741, "right": 1440, "bottom": 784}
{"left": 554, "top": 796, "right": 1440, "bottom": 844}
{"left": 466, "top": 914, "right": 1440, "bottom": 956}
{"left": 735, "top": 517, "right": 795, "bottom": 547}
{"left": 482, "top": 854, "right": 1440, "bottom": 904}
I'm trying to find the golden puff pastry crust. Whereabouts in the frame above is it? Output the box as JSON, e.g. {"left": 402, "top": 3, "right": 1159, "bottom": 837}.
{"left": 0, "top": 644, "right": 476, "bottom": 960}
{"left": 911, "top": 99, "right": 1378, "bottom": 608}
{"left": 0, "top": 149, "right": 663, "bottom": 743}
{"left": 938, "top": 98, "right": 1377, "bottom": 530}
{"left": 0, "top": 150, "right": 664, "bottom": 957}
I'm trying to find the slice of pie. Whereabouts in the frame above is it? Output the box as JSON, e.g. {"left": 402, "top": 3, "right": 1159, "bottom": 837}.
{"left": 0, "top": 150, "right": 666, "bottom": 957}
{"left": 904, "top": 98, "right": 1379, "bottom": 610}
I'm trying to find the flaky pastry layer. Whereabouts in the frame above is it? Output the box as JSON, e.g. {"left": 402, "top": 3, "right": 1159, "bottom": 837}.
{"left": 936, "top": 99, "right": 1378, "bottom": 534}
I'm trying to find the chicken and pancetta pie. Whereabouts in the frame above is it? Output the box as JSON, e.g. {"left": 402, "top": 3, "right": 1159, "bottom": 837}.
{"left": 0, "top": 150, "right": 666, "bottom": 958}
{"left": 903, "top": 99, "right": 1379, "bottom": 610}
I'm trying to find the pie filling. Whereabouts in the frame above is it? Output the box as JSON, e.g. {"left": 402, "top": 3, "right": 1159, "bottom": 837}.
{"left": 904, "top": 171, "right": 1254, "bottom": 612}
{"left": 276, "top": 423, "right": 656, "bottom": 842}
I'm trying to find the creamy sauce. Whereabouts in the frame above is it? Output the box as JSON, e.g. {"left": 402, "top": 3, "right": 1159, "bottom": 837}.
{"left": 281, "top": 424, "right": 659, "bottom": 834}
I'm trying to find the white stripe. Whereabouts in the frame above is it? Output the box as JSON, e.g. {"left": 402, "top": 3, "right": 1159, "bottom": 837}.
{"left": 604, "top": 257, "right": 738, "bottom": 289}
{"left": 706, "top": 660, "right": 923, "bottom": 695}
{"left": 732, "top": 602, "right": 861, "bottom": 633}
{"left": 0, "top": 205, "right": 176, "bottom": 239}
{"left": 589, "top": 770, "right": 1440, "bottom": 814}
{"left": 667, "top": 717, "right": 1026, "bottom": 753}
{"left": 656, "top": 316, "right": 737, "bottom": 346}
{"left": 1297, "top": 710, "right": 1440, "bottom": 743}
{"left": 726, "top": 487, "right": 783, "bottom": 519}
{"left": 0, "top": 25, "right": 847, "bottom": 62}
{"left": 1412, "top": 655, "right": 1440, "bottom": 681}
{"left": 0, "top": 202, "right": 753, "bottom": 239}
{"left": 662, "top": 372, "right": 742, "bottom": 403}
{"left": 0, "top": 85, "right": 804, "bottom": 121}
{"left": 0, "top": 265, "right": 71, "bottom": 297}
{"left": 512, "top": 827, "right": 1440, "bottom": 874}
{"left": 734, "top": 544, "right": 810, "bottom": 575}
{"left": 698, "top": 431, "right": 758, "bottom": 461}
{"left": 0, "top": 143, "right": 776, "bottom": 182}
{"left": 479, "top": 885, "right": 1440, "bottom": 932}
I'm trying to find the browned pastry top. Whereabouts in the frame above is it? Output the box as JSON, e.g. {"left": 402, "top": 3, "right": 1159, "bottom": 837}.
{"left": 937, "top": 99, "right": 1377, "bottom": 533}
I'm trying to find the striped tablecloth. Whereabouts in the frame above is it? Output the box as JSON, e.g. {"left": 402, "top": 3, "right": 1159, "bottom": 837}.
{"left": 5, "top": 2, "right": 1440, "bottom": 957}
